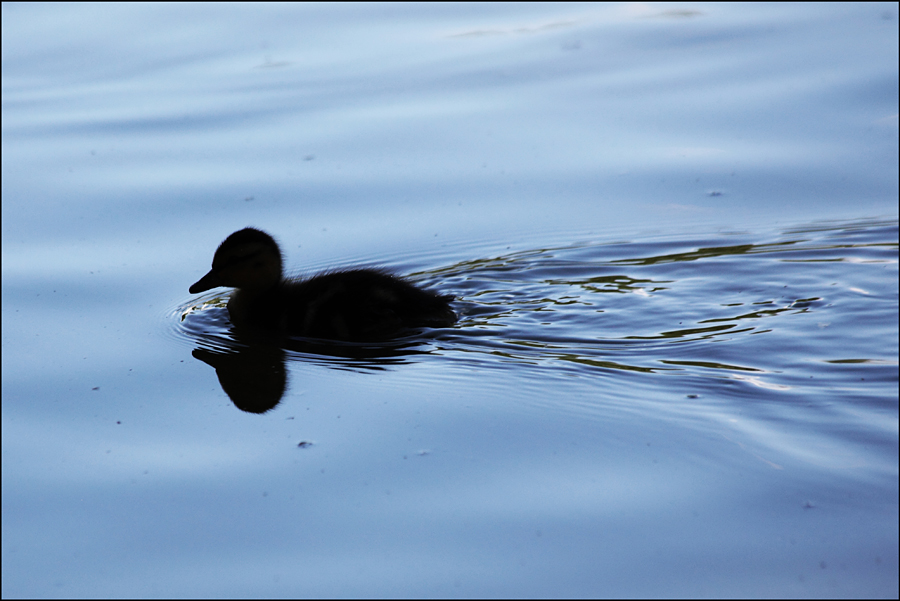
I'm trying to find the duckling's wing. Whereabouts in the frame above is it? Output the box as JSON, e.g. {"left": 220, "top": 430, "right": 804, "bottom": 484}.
{"left": 283, "top": 270, "right": 454, "bottom": 341}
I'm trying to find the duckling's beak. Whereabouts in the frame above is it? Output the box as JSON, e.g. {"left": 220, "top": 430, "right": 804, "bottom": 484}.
{"left": 189, "top": 269, "right": 222, "bottom": 294}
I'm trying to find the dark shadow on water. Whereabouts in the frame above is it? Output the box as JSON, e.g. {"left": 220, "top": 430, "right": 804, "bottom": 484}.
{"left": 188, "top": 322, "right": 442, "bottom": 414}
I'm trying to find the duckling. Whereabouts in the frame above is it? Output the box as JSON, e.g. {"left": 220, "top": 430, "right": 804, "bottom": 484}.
{"left": 189, "top": 227, "right": 456, "bottom": 341}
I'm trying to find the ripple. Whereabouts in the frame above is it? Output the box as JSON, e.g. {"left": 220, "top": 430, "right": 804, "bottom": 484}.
{"left": 171, "top": 217, "right": 897, "bottom": 394}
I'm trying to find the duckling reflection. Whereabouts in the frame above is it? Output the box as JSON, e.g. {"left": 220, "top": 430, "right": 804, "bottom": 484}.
{"left": 192, "top": 334, "right": 435, "bottom": 413}
{"left": 192, "top": 344, "right": 286, "bottom": 414}
{"left": 190, "top": 228, "right": 456, "bottom": 341}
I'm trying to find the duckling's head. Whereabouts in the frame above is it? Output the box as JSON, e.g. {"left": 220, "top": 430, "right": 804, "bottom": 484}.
{"left": 189, "top": 228, "right": 283, "bottom": 294}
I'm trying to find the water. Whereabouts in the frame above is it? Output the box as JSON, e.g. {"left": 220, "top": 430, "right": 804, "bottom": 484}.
{"left": 3, "top": 4, "right": 898, "bottom": 598}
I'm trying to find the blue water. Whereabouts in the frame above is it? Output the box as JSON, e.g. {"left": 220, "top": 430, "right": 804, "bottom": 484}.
{"left": 3, "top": 4, "right": 897, "bottom": 598}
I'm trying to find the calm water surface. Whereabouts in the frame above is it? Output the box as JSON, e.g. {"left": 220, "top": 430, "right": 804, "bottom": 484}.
{"left": 3, "top": 3, "right": 898, "bottom": 598}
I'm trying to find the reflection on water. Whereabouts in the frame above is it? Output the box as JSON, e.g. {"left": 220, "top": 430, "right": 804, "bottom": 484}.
{"left": 192, "top": 345, "right": 286, "bottom": 414}
{"left": 179, "top": 301, "right": 451, "bottom": 412}
{"left": 176, "top": 218, "right": 897, "bottom": 408}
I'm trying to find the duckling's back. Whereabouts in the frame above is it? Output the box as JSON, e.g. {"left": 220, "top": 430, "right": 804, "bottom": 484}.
{"left": 248, "top": 269, "right": 456, "bottom": 341}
